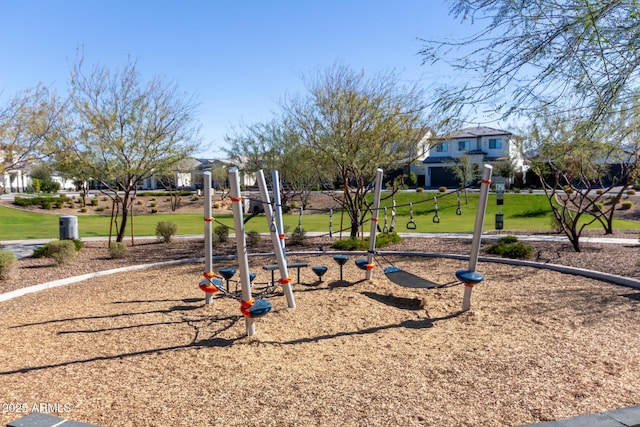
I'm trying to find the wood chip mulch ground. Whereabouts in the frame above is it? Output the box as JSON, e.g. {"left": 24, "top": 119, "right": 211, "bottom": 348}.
{"left": 1, "top": 233, "right": 639, "bottom": 426}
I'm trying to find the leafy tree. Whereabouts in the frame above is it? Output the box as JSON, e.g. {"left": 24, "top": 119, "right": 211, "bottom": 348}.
{"left": 284, "top": 65, "right": 430, "bottom": 237}
{"left": 225, "top": 118, "right": 321, "bottom": 209}
{"left": 493, "top": 158, "right": 516, "bottom": 189}
{"left": 0, "top": 85, "right": 65, "bottom": 188}
{"left": 57, "top": 56, "right": 202, "bottom": 242}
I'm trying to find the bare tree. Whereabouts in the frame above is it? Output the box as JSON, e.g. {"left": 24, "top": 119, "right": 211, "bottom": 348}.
{"left": 58, "top": 56, "right": 202, "bottom": 242}
{"left": 526, "top": 109, "right": 639, "bottom": 251}
{"left": 420, "top": 1, "right": 640, "bottom": 132}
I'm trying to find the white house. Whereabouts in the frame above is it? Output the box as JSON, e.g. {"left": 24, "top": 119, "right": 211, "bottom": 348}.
{"left": 414, "top": 126, "right": 525, "bottom": 188}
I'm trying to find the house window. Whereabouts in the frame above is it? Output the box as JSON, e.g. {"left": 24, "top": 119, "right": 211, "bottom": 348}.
{"left": 436, "top": 142, "right": 448, "bottom": 152}
{"left": 458, "top": 141, "right": 469, "bottom": 151}
{"left": 489, "top": 138, "right": 502, "bottom": 149}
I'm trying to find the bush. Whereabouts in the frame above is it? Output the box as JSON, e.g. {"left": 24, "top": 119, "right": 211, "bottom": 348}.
{"left": 32, "top": 245, "right": 49, "bottom": 258}
{"left": 439, "top": 186, "right": 447, "bottom": 192}
{"left": 80, "top": 207, "right": 88, "bottom": 213}
{"left": 332, "top": 237, "right": 368, "bottom": 251}
{"left": 213, "top": 225, "right": 229, "bottom": 243}
{"left": 96, "top": 206, "right": 106, "bottom": 212}
{"left": 46, "top": 240, "right": 77, "bottom": 265}
{"left": 416, "top": 187, "right": 424, "bottom": 192}
{"left": 0, "top": 250, "right": 17, "bottom": 280}
{"left": 620, "top": 201, "right": 633, "bottom": 210}
{"left": 155, "top": 221, "right": 178, "bottom": 243}
{"left": 627, "top": 189, "right": 636, "bottom": 195}
{"left": 109, "top": 242, "right": 128, "bottom": 259}
{"left": 289, "top": 228, "right": 307, "bottom": 246}
{"left": 376, "top": 232, "right": 402, "bottom": 247}
{"left": 486, "top": 236, "right": 533, "bottom": 259}
{"left": 72, "top": 239, "right": 85, "bottom": 251}
{"left": 149, "top": 201, "right": 157, "bottom": 207}
{"left": 246, "top": 230, "right": 261, "bottom": 247}
{"left": 150, "top": 208, "right": 158, "bottom": 214}
{"left": 90, "top": 198, "right": 99, "bottom": 206}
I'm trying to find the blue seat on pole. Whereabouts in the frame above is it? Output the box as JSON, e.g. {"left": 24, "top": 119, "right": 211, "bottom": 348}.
{"left": 311, "top": 266, "right": 328, "bottom": 282}
{"left": 249, "top": 272, "right": 257, "bottom": 283}
{"left": 333, "top": 255, "right": 349, "bottom": 281}
{"left": 455, "top": 269, "right": 484, "bottom": 285}
{"left": 219, "top": 267, "right": 236, "bottom": 290}
{"left": 355, "top": 258, "right": 370, "bottom": 271}
{"left": 249, "top": 299, "right": 272, "bottom": 318}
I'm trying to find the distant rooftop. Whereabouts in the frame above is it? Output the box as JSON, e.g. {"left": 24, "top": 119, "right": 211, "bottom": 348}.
{"left": 432, "top": 126, "right": 512, "bottom": 140}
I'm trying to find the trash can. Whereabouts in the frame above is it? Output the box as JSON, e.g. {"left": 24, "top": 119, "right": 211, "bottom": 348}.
{"left": 495, "top": 213, "right": 504, "bottom": 230}
{"left": 59, "top": 215, "right": 79, "bottom": 240}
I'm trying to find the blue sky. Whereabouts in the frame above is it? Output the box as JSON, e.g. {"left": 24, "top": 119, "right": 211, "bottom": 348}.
{"left": 1, "top": 1, "right": 478, "bottom": 158}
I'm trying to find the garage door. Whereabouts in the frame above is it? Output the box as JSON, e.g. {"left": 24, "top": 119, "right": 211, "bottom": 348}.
{"left": 430, "top": 167, "right": 459, "bottom": 188}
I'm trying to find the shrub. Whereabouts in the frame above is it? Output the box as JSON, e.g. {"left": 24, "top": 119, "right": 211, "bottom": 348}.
{"left": 627, "top": 189, "right": 637, "bottom": 195}
{"left": 289, "top": 228, "right": 307, "bottom": 245}
{"left": 496, "top": 235, "right": 519, "bottom": 244}
{"left": 0, "top": 250, "right": 17, "bottom": 280}
{"left": 109, "top": 242, "right": 128, "bottom": 259}
{"left": 213, "top": 203, "right": 221, "bottom": 209}
{"left": 32, "top": 245, "right": 49, "bottom": 258}
{"left": 213, "top": 225, "right": 229, "bottom": 243}
{"left": 191, "top": 195, "right": 200, "bottom": 201}
{"left": 596, "top": 189, "right": 604, "bottom": 195}
{"left": 72, "top": 239, "right": 85, "bottom": 251}
{"left": 40, "top": 200, "right": 52, "bottom": 209}
{"left": 80, "top": 207, "right": 88, "bottom": 213}
{"left": 137, "top": 199, "right": 145, "bottom": 205}
{"left": 155, "top": 221, "right": 178, "bottom": 243}
{"left": 96, "top": 206, "right": 106, "bottom": 212}
{"left": 46, "top": 240, "right": 76, "bottom": 265}
{"left": 53, "top": 200, "right": 64, "bottom": 209}
{"left": 376, "top": 232, "right": 402, "bottom": 247}
{"left": 246, "top": 230, "right": 261, "bottom": 247}
{"left": 90, "top": 198, "right": 99, "bottom": 206}
{"left": 594, "top": 202, "right": 604, "bottom": 212}
{"left": 439, "top": 186, "right": 447, "bottom": 192}
{"left": 149, "top": 201, "right": 157, "bottom": 208}
{"left": 150, "top": 208, "right": 158, "bottom": 214}
{"left": 486, "top": 236, "right": 533, "bottom": 259}
{"left": 416, "top": 187, "right": 424, "bottom": 193}
{"left": 620, "top": 201, "right": 633, "bottom": 210}
{"left": 332, "top": 237, "right": 368, "bottom": 251}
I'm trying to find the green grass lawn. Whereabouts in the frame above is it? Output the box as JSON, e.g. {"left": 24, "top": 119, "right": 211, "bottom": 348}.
{"left": 1, "top": 192, "right": 639, "bottom": 241}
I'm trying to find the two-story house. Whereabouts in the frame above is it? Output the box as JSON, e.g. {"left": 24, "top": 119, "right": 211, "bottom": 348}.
{"left": 412, "top": 126, "right": 524, "bottom": 188}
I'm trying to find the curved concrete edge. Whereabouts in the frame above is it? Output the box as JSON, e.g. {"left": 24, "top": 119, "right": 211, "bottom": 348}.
{"left": 516, "top": 404, "right": 640, "bottom": 426}
{"left": 1, "top": 250, "right": 638, "bottom": 305}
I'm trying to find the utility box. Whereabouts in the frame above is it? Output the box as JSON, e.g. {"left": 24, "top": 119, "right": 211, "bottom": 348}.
{"left": 495, "top": 213, "right": 504, "bottom": 230}
{"left": 59, "top": 215, "right": 79, "bottom": 240}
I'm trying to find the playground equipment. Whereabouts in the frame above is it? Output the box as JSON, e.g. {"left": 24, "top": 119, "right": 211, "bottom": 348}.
{"left": 359, "top": 165, "right": 493, "bottom": 311}
{"left": 199, "top": 169, "right": 277, "bottom": 337}
{"left": 457, "top": 164, "right": 493, "bottom": 311}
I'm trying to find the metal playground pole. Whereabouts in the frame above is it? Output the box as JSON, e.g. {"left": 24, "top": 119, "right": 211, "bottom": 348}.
{"left": 256, "top": 170, "right": 296, "bottom": 309}
{"left": 203, "top": 172, "right": 214, "bottom": 305}
{"left": 366, "top": 168, "right": 384, "bottom": 280}
{"left": 458, "top": 164, "right": 493, "bottom": 311}
{"left": 229, "top": 167, "right": 256, "bottom": 336}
